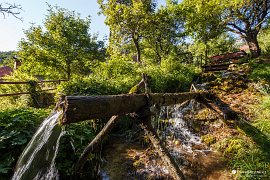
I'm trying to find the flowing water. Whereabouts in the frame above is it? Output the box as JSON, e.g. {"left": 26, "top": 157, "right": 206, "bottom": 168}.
{"left": 12, "top": 110, "right": 64, "bottom": 180}
{"left": 100, "top": 100, "right": 212, "bottom": 179}
{"left": 157, "top": 100, "right": 210, "bottom": 154}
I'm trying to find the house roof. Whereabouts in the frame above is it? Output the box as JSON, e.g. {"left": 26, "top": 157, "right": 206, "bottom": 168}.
{"left": 0, "top": 66, "right": 13, "bottom": 77}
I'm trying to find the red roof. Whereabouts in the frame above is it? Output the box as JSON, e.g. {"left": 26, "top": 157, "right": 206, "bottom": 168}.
{"left": 0, "top": 66, "right": 13, "bottom": 77}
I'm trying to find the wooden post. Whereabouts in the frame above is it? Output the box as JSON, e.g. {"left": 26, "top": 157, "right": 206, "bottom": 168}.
{"left": 28, "top": 80, "right": 41, "bottom": 108}
{"left": 74, "top": 115, "right": 122, "bottom": 172}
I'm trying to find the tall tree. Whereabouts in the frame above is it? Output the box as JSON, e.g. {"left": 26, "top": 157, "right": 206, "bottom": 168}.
{"left": 98, "top": 0, "right": 155, "bottom": 62}
{"left": 143, "top": 3, "right": 186, "bottom": 63}
{"left": 224, "top": 0, "right": 270, "bottom": 57}
{"left": 18, "top": 5, "right": 105, "bottom": 79}
{"left": 181, "top": 0, "right": 270, "bottom": 58}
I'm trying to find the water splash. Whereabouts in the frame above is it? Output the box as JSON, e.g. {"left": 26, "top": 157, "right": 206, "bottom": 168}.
{"left": 154, "top": 100, "right": 211, "bottom": 165}
{"left": 12, "top": 111, "right": 64, "bottom": 180}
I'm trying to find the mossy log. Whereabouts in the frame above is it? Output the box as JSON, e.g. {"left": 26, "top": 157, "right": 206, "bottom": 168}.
{"left": 60, "top": 92, "right": 209, "bottom": 124}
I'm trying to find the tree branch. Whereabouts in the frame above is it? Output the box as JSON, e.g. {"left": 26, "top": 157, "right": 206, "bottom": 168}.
{"left": 0, "top": 3, "right": 23, "bottom": 20}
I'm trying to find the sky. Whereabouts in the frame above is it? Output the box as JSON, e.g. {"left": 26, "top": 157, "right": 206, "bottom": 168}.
{"left": 0, "top": 0, "right": 166, "bottom": 52}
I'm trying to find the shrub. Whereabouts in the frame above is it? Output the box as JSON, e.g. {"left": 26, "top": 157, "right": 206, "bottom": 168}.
{"left": 0, "top": 108, "right": 50, "bottom": 178}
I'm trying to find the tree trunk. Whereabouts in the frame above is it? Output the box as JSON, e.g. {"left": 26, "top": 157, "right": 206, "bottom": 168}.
{"left": 58, "top": 92, "right": 209, "bottom": 124}
{"left": 66, "top": 58, "right": 71, "bottom": 80}
{"left": 245, "top": 32, "right": 261, "bottom": 58}
{"left": 132, "top": 33, "right": 141, "bottom": 63}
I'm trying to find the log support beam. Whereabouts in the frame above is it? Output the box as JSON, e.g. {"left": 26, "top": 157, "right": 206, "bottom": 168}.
{"left": 59, "top": 92, "right": 210, "bottom": 125}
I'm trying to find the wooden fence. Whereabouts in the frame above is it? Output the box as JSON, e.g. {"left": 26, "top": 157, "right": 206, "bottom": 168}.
{"left": 0, "top": 79, "right": 69, "bottom": 107}
{"left": 0, "top": 79, "right": 68, "bottom": 97}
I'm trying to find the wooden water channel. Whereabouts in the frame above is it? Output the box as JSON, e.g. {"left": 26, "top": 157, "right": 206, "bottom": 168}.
{"left": 57, "top": 92, "right": 215, "bottom": 180}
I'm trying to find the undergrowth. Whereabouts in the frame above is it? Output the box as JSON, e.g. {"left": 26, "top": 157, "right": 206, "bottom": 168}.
{"left": 0, "top": 108, "right": 50, "bottom": 179}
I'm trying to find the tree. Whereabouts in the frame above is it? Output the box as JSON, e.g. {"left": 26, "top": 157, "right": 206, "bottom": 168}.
{"left": 180, "top": 0, "right": 226, "bottom": 59}
{"left": 0, "top": 2, "right": 22, "bottom": 20}
{"left": 18, "top": 5, "right": 105, "bottom": 79}
{"left": 142, "top": 3, "right": 186, "bottom": 63}
{"left": 98, "top": 0, "right": 155, "bottom": 63}
{"left": 181, "top": 0, "right": 270, "bottom": 58}
{"left": 224, "top": 0, "right": 270, "bottom": 57}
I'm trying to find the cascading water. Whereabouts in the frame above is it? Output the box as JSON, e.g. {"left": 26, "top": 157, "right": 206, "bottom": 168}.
{"left": 134, "top": 100, "right": 211, "bottom": 178}
{"left": 157, "top": 100, "right": 208, "bottom": 154}
{"left": 12, "top": 110, "right": 64, "bottom": 180}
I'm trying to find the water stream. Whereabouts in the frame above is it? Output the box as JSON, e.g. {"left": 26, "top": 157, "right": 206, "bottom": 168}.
{"left": 100, "top": 100, "right": 211, "bottom": 179}
{"left": 12, "top": 110, "right": 64, "bottom": 180}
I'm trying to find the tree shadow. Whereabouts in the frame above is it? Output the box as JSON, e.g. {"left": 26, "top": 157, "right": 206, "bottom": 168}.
{"left": 202, "top": 94, "right": 270, "bottom": 159}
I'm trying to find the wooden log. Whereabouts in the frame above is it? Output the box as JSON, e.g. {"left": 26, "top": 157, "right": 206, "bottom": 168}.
{"left": 74, "top": 79, "right": 147, "bottom": 173}
{"left": 74, "top": 115, "right": 122, "bottom": 172}
{"left": 60, "top": 92, "right": 209, "bottom": 124}
{"left": 140, "top": 119, "right": 185, "bottom": 180}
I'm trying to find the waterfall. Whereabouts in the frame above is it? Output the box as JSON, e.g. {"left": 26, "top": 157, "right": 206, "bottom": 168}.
{"left": 12, "top": 111, "right": 64, "bottom": 180}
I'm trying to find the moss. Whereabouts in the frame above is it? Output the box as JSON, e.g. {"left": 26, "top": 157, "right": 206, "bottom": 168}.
{"left": 201, "top": 134, "right": 216, "bottom": 146}
{"left": 215, "top": 137, "right": 250, "bottom": 158}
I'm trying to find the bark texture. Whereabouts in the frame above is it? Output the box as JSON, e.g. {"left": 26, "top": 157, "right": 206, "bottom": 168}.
{"left": 60, "top": 92, "right": 209, "bottom": 124}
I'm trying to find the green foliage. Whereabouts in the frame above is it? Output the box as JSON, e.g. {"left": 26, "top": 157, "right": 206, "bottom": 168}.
{"left": 58, "top": 57, "right": 141, "bottom": 95}
{"left": 215, "top": 95, "right": 270, "bottom": 179}
{"left": 56, "top": 121, "right": 101, "bottom": 177}
{"left": 249, "top": 63, "right": 270, "bottom": 83}
{"left": 181, "top": 0, "right": 226, "bottom": 42}
{"left": 201, "top": 134, "right": 216, "bottom": 146}
{"left": 189, "top": 33, "right": 238, "bottom": 59}
{"left": 181, "top": 0, "right": 270, "bottom": 57}
{"left": 253, "top": 96, "right": 270, "bottom": 135}
{"left": 0, "top": 75, "right": 40, "bottom": 109}
{"left": 58, "top": 55, "right": 199, "bottom": 96}
{"left": 258, "top": 27, "right": 270, "bottom": 54}
{"left": 141, "top": 4, "right": 186, "bottom": 63}
{"left": 144, "top": 58, "right": 200, "bottom": 92}
{"left": 18, "top": 5, "right": 105, "bottom": 79}
{"left": 0, "top": 51, "right": 16, "bottom": 65}
{"left": 98, "top": 0, "right": 155, "bottom": 56}
{"left": 0, "top": 108, "right": 50, "bottom": 178}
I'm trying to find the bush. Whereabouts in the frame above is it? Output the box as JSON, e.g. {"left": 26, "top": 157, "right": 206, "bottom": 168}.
{"left": 144, "top": 58, "right": 200, "bottom": 92}
{"left": 0, "top": 108, "right": 50, "bottom": 178}
{"left": 56, "top": 120, "right": 104, "bottom": 178}
{"left": 58, "top": 57, "right": 200, "bottom": 96}
{"left": 250, "top": 63, "right": 270, "bottom": 83}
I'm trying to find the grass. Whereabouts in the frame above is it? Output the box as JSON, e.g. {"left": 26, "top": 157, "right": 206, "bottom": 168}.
{"left": 249, "top": 62, "right": 270, "bottom": 83}
{"left": 214, "top": 95, "right": 270, "bottom": 179}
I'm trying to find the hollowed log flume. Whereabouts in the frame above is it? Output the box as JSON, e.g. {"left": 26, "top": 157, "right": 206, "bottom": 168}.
{"left": 59, "top": 92, "right": 210, "bottom": 124}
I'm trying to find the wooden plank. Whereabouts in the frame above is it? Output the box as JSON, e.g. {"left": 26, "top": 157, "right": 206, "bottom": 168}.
{"left": 0, "top": 81, "right": 29, "bottom": 84}
{"left": 0, "top": 79, "right": 68, "bottom": 85}
{"left": 38, "top": 79, "right": 69, "bottom": 84}
{"left": 0, "top": 92, "right": 30, "bottom": 97}
{"left": 0, "top": 88, "right": 56, "bottom": 97}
